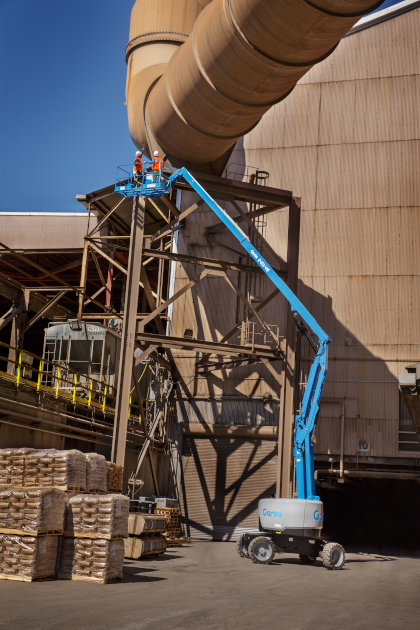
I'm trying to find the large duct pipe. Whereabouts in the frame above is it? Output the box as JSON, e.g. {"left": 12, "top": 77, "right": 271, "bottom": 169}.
{"left": 126, "top": 0, "right": 211, "bottom": 156}
{"left": 127, "top": 0, "right": 380, "bottom": 165}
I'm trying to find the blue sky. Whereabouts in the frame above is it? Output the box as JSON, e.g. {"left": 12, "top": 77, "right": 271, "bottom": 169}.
{"left": 0, "top": 0, "right": 403, "bottom": 213}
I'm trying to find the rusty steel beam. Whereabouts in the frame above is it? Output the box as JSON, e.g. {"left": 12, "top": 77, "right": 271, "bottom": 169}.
{"left": 112, "top": 197, "right": 146, "bottom": 468}
{"left": 0, "top": 273, "right": 75, "bottom": 320}
{"left": 137, "top": 269, "right": 210, "bottom": 332}
{"left": 277, "top": 199, "right": 301, "bottom": 499}
{"left": 141, "top": 248, "right": 286, "bottom": 277}
{"left": 196, "top": 357, "right": 278, "bottom": 373}
{"left": 196, "top": 287, "right": 280, "bottom": 366}
{"left": 20, "top": 290, "right": 69, "bottom": 335}
{"left": 135, "top": 331, "right": 282, "bottom": 361}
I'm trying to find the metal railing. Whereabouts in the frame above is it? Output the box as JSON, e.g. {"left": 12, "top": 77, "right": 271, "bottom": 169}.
{"left": 0, "top": 341, "right": 120, "bottom": 414}
{"left": 238, "top": 321, "right": 282, "bottom": 352}
{"left": 223, "top": 164, "right": 270, "bottom": 186}
{"left": 115, "top": 161, "right": 177, "bottom": 198}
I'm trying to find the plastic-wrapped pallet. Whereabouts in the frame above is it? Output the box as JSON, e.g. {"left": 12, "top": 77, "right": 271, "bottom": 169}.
{"left": 124, "top": 536, "right": 166, "bottom": 559}
{"left": 0, "top": 487, "right": 65, "bottom": 535}
{"left": 86, "top": 454, "right": 107, "bottom": 493}
{"left": 107, "top": 463, "right": 124, "bottom": 493}
{"left": 0, "top": 448, "right": 35, "bottom": 486}
{"left": 55, "top": 534, "right": 63, "bottom": 576}
{"left": 66, "top": 494, "right": 129, "bottom": 539}
{"left": 0, "top": 534, "right": 58, "bottom": 581}
{"left": 57, "top": 537, "right": 124, "bottom": 583}
{"left": 128, "top": 513, "right": 167, "bottom": 536}
{"left": 25, "top": 449, "right": 87, "bottom": 491}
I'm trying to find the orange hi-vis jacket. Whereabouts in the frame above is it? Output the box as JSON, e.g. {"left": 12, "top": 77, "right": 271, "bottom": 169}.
{"left": 152, "top": 156, "right": 163, "bottom": 171}
{"left": 134, "top": 156, "right": 143, "bottom": 173}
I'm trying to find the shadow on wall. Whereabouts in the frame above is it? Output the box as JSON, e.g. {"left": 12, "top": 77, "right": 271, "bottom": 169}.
{"left": 175, "top": 268, "right": 404, "bottom": 542}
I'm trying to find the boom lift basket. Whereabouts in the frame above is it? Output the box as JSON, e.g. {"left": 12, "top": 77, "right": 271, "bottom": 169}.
{"left": 115, "top": 161, "right": 177, "bottom": 199}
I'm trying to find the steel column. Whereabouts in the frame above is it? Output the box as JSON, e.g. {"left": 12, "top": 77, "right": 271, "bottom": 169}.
{"left": 276, "top": 199, "right": 301, "bottom": 498}
{"left": 111, "top": 196, "right": 145, "bottom": 467}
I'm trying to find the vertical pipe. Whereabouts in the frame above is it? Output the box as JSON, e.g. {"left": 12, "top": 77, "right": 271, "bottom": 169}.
{"left": 166, "top": 190, "right": 182, "bottom": 335}
{"left": 77, "top": 241, "right": 89, "bottom": 320}
{"left": 104, "top": 249, "right": 115, "bottom": 326}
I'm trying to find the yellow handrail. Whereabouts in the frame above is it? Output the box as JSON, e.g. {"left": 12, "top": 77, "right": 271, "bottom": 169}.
{"left": 88, "top": 379, "right": 93, "bottom": 406}
{"left": 72, "top": 373, "right": 77, "bottom": 402}
{"left": 55, "top": 367, "right": 61, "bottom": 397}
{"left": 16, "top": 351, "right": 22, "bottom": 384}
{"left": 37, "top": 359, "right": 42, "bottom": 391}
{"left": 0, "top": 340, "right": 143, "bottom": 417}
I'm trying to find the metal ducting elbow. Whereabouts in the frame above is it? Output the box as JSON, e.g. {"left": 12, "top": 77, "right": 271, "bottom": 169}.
{"left": 127, "top": 0, "right": 381, "bottom": 165}
{"left": 126, "top": 0, "right": 212, "bottom": 155}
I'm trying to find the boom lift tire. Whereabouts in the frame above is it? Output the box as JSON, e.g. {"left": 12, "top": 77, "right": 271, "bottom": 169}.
{"left": 299, "top": 554, "right": 317, "bottom": 565}
{"left": 249, "top": 536, "right": 276, "bottom": 565}
{"left": 321, "top": 543, "right": 346, "bottom": 570}
{"left": 236, "top": 534, "right": 250, "bottom": 558}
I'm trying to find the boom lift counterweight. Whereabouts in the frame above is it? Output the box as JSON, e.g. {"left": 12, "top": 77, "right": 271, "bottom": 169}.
{"left": 115, "top": 164, "right": 346, "bottom": 570}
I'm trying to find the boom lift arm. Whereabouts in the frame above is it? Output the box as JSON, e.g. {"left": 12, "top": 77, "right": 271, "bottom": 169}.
{"left": 116, "top": 165, "right": 331, "bottom": 501}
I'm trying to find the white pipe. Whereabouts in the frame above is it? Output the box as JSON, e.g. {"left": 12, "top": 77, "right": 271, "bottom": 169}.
{"left": 321, "top": 399, "right": 346, "bottom": 479}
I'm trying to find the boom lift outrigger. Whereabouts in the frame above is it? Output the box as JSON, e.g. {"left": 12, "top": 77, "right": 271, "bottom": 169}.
{"left": 116, "top": 162, "right": 346, "bottom": 570}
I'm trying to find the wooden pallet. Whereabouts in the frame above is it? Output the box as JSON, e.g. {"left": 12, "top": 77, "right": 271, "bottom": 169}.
{"left": 166, "top": 537, "right": 191, "bottom": 547}
{"left": 0, "top": 574, "right": 55, "bottom": 582}
{"left": 0, "top": 528, "right": 62, "bottom": 537}
{"left": 64, "top": 532, "right": 126, "bottom": 540}
{"left": 163, "top": 529, "right": 181, "bottom": 537}
{"left": 71, "top": 574, "right": 123, "bottom": 584}
{"left": 156, "top": 508, "right": 180, "bottom": 516}
{"left": 63, "top": 486, "right": 87, "bottom": 492}
{"left": 84, "top": 489, "right": 107, "bottom": 494}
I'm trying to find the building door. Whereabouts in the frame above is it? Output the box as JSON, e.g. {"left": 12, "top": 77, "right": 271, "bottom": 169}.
{"left": 180, "top": 436, "right": 277, "bottom": 540}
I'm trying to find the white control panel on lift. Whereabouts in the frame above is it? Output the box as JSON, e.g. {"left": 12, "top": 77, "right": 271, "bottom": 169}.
{"left": 259, "top": 498, "right": 324, "bottom": 532}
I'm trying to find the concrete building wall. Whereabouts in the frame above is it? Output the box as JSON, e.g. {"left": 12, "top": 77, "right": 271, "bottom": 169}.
{"left": 226, "top": 9, "right": 420, "bottom": 461}
{"left": 170, "top": 8, "right": 420, "bottom": 465}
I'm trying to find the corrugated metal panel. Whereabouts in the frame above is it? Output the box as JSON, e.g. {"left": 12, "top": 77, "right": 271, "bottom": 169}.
{"left": 0, "top": 214, "right": 92, "bottom": 250}
{"left": 176, "top": 399, "right": 280, "bottom": 426}
{"left": 180, "top": 437, "right": 277, "bottom": 540}
{"left": 171, "top": 9, "right": 420, "bottom": 463}
{"left": 300, "top": 9, "right": 420, "bottom": 84}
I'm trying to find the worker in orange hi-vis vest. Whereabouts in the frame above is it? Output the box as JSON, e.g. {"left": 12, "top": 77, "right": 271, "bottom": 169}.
{"left": 133, "top": 150, "right": 143, "bottom": 182}
{"left": 151, "top": 150, "right": 163, "bottom": 173}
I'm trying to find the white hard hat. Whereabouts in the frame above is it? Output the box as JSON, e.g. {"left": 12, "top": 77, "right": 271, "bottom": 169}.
{"left": 154, "top": 151, "right": 159, "bottom": 156}
{"left": 135, "top": 150, "right": 142, "bottom": 156}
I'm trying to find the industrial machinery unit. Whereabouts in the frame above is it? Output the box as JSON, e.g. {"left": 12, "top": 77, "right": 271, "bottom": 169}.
{"left": 115, "top": 165, "right": 346, "bottom": 568}
{"left": 43, "top": 320, "right": 121, "bottom": 393}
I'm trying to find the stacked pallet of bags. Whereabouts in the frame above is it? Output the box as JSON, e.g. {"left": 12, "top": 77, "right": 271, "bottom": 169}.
{"left": 86, "top": 454, "right": 108, "bottom": 493}
{"left": 58, "top": 494, "right": 129, "bottom": 583}
{"left": 124, "top": 513, "right": 168, "bottom": 559}
{"left": 25, "top": 450, "right": 87, "bottom": 491}
{"left": 0, "top": 486, "right": 65, "bottom": 581}
{"left": 0, "top": 448, "right": 35, "bottom": 486}
{"left": 0, "top": 447, "right": 126, "bottom": 583}
{"left": 107, "top": 463, "right": 124, "bottom": 493}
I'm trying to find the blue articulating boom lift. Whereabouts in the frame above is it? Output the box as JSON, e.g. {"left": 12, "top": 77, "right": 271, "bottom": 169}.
{"left": 116, "top": 163, "right": 346, "bottom": 570}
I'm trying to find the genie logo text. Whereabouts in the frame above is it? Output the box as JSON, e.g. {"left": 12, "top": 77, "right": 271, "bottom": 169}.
{"left": 250, "top": 249, "right": 271, "bottom": 273}
{"left": 313, "top": 510, "right": 323, "bottom": 522}
{"left": 262, "top": 509, "right": 282, "bottom": 518}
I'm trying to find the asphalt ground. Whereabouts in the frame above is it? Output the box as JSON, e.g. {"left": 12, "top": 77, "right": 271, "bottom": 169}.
{"left": 1, "top": 542, "right": 419, "bottom": 630}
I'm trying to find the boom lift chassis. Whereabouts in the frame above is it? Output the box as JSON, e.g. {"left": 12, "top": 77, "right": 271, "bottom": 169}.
{"left": 116, "top": 164, "right": 346, "bottom": 570}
